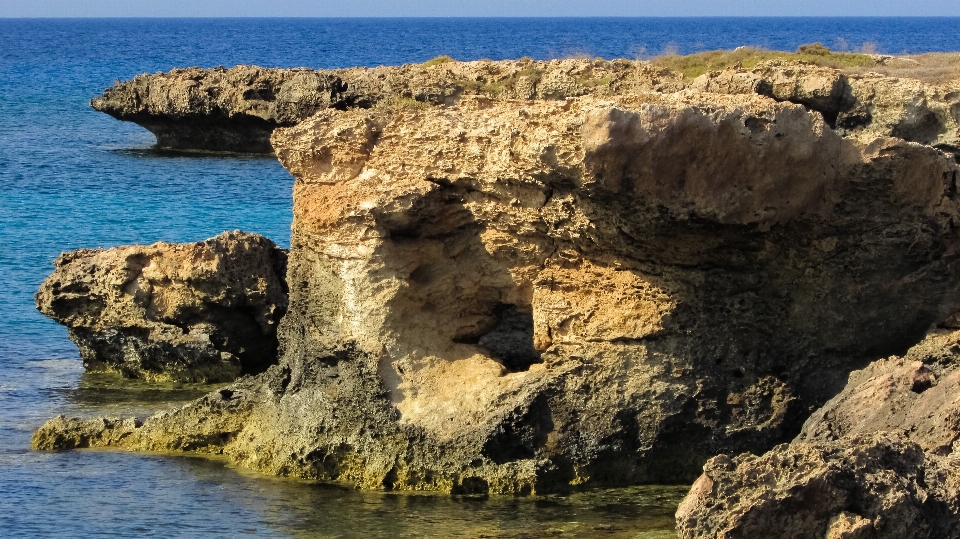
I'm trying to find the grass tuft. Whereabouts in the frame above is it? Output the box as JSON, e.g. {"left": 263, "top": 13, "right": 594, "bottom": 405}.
{"left": 422, "top": 55, "right": 455, "bottom": 68}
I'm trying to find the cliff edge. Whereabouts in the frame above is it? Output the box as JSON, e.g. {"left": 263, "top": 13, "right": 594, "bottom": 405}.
{"left": 91, "top": 57, "right": 960, "bottom": 155}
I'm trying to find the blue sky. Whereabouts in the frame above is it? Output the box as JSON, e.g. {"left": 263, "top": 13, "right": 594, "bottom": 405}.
{"left": 2, "top": 0, "right": 960, "bottom": 18}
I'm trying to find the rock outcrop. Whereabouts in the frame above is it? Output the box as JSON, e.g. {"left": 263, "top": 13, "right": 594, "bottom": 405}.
{"left": 675, "top": 328, "right": 960, "bottom": 538}
{"left": 692, "top": 61, "right": 960, "bottom": 154}
{"left": 797, "top": 327, "right": 960, "bottom": 454}
{"left": 35, "top": 231, "right": 288, "bottom": 383}
{"left": 35, "top": 81, "right": 960, "bottom": 495}
{"left": 93, "top": 57, "right": 960, "bottom": 156}
{"left": 675, "top": 432, "right": 960, "bottom": 539}
{"left": 91, "top": 59, "right": 680, "bottom": 153}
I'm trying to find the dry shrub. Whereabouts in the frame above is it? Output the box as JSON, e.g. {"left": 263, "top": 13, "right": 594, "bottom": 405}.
{"left": 844, "top": 52, "right": 960, "bottom": 84}
{"left": 797, "top": 42, "right": 831, "bottom": 55}
{"left": 650, "top": 47, "right": 875, "bottom": 79}
{"left": 422, "top": 55, "right": 455, "bottom": 68}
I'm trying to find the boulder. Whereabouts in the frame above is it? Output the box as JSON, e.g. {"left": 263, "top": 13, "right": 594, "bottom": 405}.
{"left": 676, "top": 328, "right": 960, "bottom": 537}
{"left": 35, "top": 231, "right": 288, "bottom": 383}
{"left": 675, "top": 432, "right": 960, "bottom": 539}
{"left": 796, "top": 328, "right": 960, "bottom": 455}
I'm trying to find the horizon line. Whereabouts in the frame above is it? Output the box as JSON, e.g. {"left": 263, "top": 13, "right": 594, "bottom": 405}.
{"left": 4, "top": 15, "right": 960, "bottom": 19}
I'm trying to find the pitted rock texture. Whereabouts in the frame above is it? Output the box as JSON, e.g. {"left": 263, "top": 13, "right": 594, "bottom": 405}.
{"left": 692, "top": 60, "right": 960, "bottom": 154}
{"left": 35, "top": 231, "right": 288, "bottom": 383}
{"left": 93, "top": 57, "right": 960, "bottom": 156}
{"left": 674, "top": 432, "right": 960, "bottom": 539}
{"left": 675, "top": 328, "right": 960, "bottom": 538}
{"left": 35, "top": 86, "right": 960, "bottom": 494}
{"left": 91, "top": 59, "right": 681, "bottom": 153}
{"left": 796, "top": 328, "right": 960, "bottom": 455}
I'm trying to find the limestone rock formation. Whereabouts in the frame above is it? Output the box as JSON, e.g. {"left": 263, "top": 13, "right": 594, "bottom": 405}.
{"left": 675, "top": 327, "right": 960, "bottom": 538}
{"left": 91, "top": 59, "right": 679, "bottom": 153}
{"left": 692, "top": 60, "right": 960, "bottom": 154}
{"left": 35, "top": 231, "right": 288, "bottom": 383}
{"left": 93, "top": 57, "right": 960, "bottom": 157}
{"left": 35, "top": 84, "right": 960, "bottom": 495}
{"left": 674, "top": 432, "right": 960, "bottom": 539}
{"left": 796, "top": 328, "right": 960, "bottom": 454}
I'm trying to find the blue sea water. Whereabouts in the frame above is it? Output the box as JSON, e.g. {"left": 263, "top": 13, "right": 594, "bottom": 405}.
{"left": 1, "top": 17, "right": 960, "bottom": 538}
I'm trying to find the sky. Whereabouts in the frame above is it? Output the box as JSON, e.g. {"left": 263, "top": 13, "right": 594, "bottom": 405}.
{"left": 2, "top": 0, "right": 960, "bottom": 18}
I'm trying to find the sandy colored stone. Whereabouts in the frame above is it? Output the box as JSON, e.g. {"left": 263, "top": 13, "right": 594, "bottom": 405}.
{"left": 36, "top": 80, "right": 960, "bottom": 494}
{"left": 692, "top": 60, "right": 960, "bottom": 153}
{"left": 91, "top": 59, "right": 679, "bottom": 152}
{"left": 35, "top": 231, "right": 288, "bottom": 383}
{"left": 674, "top": 432, "right": 960, "bottom": 539}
{"left": 797, "top": 328, "right": 960, "bottom": 456}
{"left": 677, "top": 327, "right": 960, "bottom": 538}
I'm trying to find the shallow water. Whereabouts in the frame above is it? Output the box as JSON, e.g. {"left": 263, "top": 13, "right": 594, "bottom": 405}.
{"left": 3, "top": 17, "right": 960, "bottom": 538}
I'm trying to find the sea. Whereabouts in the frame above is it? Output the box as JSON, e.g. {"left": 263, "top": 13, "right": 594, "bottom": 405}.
{"left": 2, "top": 17, "right": 960, "bottom": 538}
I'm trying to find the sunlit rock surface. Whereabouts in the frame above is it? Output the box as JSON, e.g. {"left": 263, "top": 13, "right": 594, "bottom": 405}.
{"left": 35, "top": 231, "right": 288, "bottom": 383}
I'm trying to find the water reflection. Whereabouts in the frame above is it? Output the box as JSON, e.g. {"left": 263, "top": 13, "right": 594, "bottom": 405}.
{"left": 176, "top": 456, "right": 686, "bottom": 539}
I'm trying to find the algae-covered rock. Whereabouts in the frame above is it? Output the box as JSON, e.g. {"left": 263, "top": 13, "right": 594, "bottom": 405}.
{"left": 35, "top": 230, "right": 288, "bottom": 383}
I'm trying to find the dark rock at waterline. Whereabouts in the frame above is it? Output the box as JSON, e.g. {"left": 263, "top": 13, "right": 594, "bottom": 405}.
{"left": 35, "top": 230, "right": 288, "bottom": 383}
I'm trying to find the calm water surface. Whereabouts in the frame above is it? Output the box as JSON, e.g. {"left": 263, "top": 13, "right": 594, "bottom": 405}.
{"left": 2, "top": 17, "right": 960, "bottom": 538}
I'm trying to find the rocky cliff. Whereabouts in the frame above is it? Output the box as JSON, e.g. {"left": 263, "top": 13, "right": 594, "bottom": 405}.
{"left": 35, "top": 76, "right": 960, "bottom": 495}
{"left": 91, "top": 59, "right": 677, "bottom": 153}
{"left": 92, "top": 57, "right": 960, "bottom": 155}
{"left": 35, "top": 231, "right": 288, "bottom": 383}
{"left": 675, "top": 328, "right": 960, "bottom": 538}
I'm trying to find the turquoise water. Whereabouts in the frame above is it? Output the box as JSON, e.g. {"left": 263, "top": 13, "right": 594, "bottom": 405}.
{"left": 2, "top": 17, "right": 960, "bottom": 538}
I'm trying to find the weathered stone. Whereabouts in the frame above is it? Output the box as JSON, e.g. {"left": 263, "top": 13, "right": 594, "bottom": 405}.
{"left": 674, "top": 432, "right": 960, "bottom": 539}
{"left": 91, "top": 59, "right": 680, "bottom": 153}
{"left": 797, "top": 327, "right": 960, "bottom": 455}
{"left": 691, "top": 60, "right": 960, "bottom": 153}
{"left": 676, "top": 327, "right": 960, "bottom": 537}
{"left": 35, "top": 231, "right": 288, "bottom": 383}
{"left": 34, "top": 82, "right": 960, "bottom": 494}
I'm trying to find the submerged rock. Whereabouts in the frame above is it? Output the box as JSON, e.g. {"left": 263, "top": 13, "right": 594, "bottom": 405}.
{"left": 35, "top": 231, "right": 288, "bottom": 383}
{"left": 676, "top": 328, "right": 960, "bottom": 538}
{"left": 35, "top": 85, "right": 960, "bottom": 494}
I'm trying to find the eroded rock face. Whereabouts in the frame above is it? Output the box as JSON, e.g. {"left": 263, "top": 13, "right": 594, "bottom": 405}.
{"left": 693, "top": 60, "right": 960, "bottom": 154}
{"left": 674, "top": 432, "right": 960, "bottom": 539}
{"left": 35, "top": 231, "right": 288, "bottom": 383}
{"left": 91, "top": 59, "right": 680, "bottom": 153}
{"left": 796, "top": 328, "right": 960, "bottom": 455}
{"left": 34, "top": 88, "right": 960, "bottom": 494}
{"left": 675, "top": 328, "right": 960, "bottom": 538}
